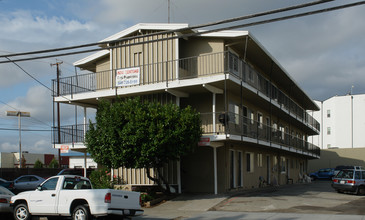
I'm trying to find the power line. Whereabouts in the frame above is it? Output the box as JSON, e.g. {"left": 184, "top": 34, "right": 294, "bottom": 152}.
{"left": 0, "top": 127, "right": 51, "bottom": 132}
{"left": 0, "top": 99, "right": 52, "bottom": 127}
{"left": 0, "top": 0, "right": 337, "bottom": 62}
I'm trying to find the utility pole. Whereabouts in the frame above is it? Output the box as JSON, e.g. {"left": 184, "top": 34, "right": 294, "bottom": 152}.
{"left": 51, "top": 61, "right": 63, "bottom": 167}
{"left": 6, "top": 111, "right": 30, "bottom": 168}
{"left": 168, "top": 0, "right": 170, "bottom": 23}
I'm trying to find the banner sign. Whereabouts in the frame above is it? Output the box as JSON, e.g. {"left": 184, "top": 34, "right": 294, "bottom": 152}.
{"left": 198, "top": 137, "right": 210, "bottom": 146}
{"left": 116, "top": 67, "right": 140, "bottom": 87}
{"left": 60, "top": 145, "right": 69, "bottom": 153}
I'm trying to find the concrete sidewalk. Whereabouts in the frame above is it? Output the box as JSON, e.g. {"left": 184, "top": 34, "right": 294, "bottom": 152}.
{"left": 135, "top": 193, "right": 229, "bottom": 219}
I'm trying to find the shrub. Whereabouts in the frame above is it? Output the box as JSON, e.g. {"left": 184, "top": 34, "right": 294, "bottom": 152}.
{"left": 89, "top": 168, "right": 115, "bottom": 189}
{"left": 34, "top": 159, "right": 43, "bottom": 168}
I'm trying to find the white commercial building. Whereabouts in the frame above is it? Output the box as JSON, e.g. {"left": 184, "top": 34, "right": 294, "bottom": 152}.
{"left": 309, "top": 94, "right": 365, "bottom": 149}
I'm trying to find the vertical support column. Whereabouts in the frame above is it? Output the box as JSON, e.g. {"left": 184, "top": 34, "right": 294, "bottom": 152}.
{"left": 213, "top": 93, "right": 216, "bottom": 134}
{"left": 83, "top": 107, "right": 87, "bottom": 177}
{"left": 176, "top": 96, "right": 182, "bottom": 194}
{"left": 83, "top": 155, "right": 87, "bottom": 177}
{"left": 214, "top": 146, "right": 218, "bottom": 195}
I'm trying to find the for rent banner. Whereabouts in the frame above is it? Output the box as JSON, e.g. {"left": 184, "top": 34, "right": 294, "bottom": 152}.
{"left": 116, "top": 67, "right": 140, "bottom": 87}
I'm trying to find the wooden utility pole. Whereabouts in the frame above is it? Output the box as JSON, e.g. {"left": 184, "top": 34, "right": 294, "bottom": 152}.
{"left": 51, "top": 61, "right": 63, "bottom": 167}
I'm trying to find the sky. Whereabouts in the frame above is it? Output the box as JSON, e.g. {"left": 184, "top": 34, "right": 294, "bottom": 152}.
{"left": 0, "top": 0, "right": 364, "bottom": 155}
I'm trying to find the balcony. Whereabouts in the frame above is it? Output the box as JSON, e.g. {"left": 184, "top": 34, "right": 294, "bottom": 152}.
{"left": 53, "top": 51, "right": 319, "bottom": 132}
{"left": 53, "top": 111, "right": 320, "bottom": 158}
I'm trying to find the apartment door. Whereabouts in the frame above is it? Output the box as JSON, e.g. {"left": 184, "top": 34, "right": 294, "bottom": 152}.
{"left": 266, "top": 155, "right": 271, "bottom": 184}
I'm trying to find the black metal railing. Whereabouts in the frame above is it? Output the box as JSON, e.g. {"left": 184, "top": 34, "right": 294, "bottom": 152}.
{"left": 54, "top": 113, "right": 319, "bottom": 158}
{"left": 201, "top": 112, "right": 320, "bottom": 157}
{"left": 53, "top": 51, "right": 320, "bottom": 132}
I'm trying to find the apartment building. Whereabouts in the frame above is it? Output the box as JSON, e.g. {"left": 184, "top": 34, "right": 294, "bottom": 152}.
{"left": 52, "top": 23, "right": 320, "bottom": 194}
{"left": 309, "top": 94, "right": 365, "bottom": 149}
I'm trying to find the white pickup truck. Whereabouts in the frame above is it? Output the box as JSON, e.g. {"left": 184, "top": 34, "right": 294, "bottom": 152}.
{"left": 10, "top": 175, "right": 143, "bottom": 220}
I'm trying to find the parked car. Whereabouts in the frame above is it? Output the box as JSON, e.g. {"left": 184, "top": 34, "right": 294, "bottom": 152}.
{"left": 0, "top": 185, "right": 14, "bottom": 213}
{"left": 57, "top": 168, "right": 95, "bottom": 177}
{"left": 11, "top": 175, "right": 143, "bottom": 220}
{"left": 309, "top": 168, "right": 335, "bottom": 180}
{"left": 332, "top": 167, "right": 365, "bottom": 195}
{"left": 334, "top": 165, "right": 362, "bottom": 177}
{"left": 0, "top": 178, "right": 13, "bottom": 190}
{"left": 12, "top": 175, "right": 45, "bottom": 193}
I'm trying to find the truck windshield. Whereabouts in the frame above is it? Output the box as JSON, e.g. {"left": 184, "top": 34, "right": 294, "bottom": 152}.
{"left": 62, "top": 177, "right": 92, "bottom": 190}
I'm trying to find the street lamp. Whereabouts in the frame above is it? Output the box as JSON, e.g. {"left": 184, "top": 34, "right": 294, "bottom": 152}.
{"left": 6, "top": 110, "right": 30, "bottom": 167}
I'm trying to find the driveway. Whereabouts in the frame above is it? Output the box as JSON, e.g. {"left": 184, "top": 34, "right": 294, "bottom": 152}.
{"left": 212, "top": 180, "right": 365, "bottom": 215}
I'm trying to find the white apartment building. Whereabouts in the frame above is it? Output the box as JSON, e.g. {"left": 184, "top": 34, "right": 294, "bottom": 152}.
{"left": 309, "top": 94, "right": 365, "bottom": 149}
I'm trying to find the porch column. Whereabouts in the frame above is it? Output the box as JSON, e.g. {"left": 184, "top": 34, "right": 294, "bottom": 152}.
{"left": 83, "top": 107, "right": 87, "bottom": 177}
{"left": 210, "top": 142, "right": 223, "bottom": 195}
{"left": 213, "top": 146, "right": 217, "bottom": 194}
{"left": 176, "top": 97, "right": 182, "bottom": 194}
{"left": 213, "top": 93, "right": 216, "bottom": 133}
{"left": 84, "top": 151, "right": 87, "bottom": 178}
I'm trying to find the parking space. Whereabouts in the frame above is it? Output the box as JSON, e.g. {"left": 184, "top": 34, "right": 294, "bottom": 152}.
{"left": 212, "top": 180, "right": 365, "bottom": 215}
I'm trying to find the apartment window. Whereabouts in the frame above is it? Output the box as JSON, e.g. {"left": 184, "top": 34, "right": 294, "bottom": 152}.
{"left": 257, "top": 112, "right": 263, "bottom": 128}
{"left": 327, "top": 109, "right": 331, "bottom": 118}
{"left": 246, "top": 153, "right": 254, "bottom": 172}
{"left": 229, "top": 103, "right": 240, "bottom": 125}
{"left": 327, "top": 127, "right": 331, "bottom": 135}
{"left": 257, "top": 153, "right": 263, "bottom": 167}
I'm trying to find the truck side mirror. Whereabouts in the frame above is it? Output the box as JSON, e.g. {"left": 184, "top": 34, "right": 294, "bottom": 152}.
{"left": 36, "top": 186, "right": 43, "bottom": 191}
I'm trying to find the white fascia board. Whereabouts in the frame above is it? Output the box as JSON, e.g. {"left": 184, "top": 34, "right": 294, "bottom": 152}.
{"left": 55, "top": 75, "right": 226, "bottom": 103}
{"left": 100, "top": 23, "right": 189, "bottom": 42}
{"left": 73, "top": 50, "right": 109, "bottom": 66}
{"left": 197, "top": 30, "right": 249, "bottom": 38}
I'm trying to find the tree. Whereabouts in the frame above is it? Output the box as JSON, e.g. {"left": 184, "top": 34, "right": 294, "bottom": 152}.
{"left": 85, "top": 97, "right": 202, "bottom": 193}
{"left": 20, "top": 155, "right": 27, "bottom": 168}
{"left": 34, "top": 159, "right": 43, "bottom": 168}
{"left": 48, "top": 158, "right": 59, "bottom": 168}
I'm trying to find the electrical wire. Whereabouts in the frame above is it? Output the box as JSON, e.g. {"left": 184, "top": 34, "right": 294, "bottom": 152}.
{"left": 0, "top": 0, "right": 337, "bottom": 62}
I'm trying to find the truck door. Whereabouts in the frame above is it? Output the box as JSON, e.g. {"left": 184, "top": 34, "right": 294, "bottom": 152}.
{"left": 28, "top": 177, "right": 59, "bottom": 214}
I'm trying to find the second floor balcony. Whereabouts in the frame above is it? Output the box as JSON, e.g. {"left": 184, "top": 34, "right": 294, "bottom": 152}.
{"left": 53, "top": 111, "right": 320, "bottom": 158}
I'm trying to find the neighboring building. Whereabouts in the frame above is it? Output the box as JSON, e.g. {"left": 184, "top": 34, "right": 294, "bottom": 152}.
{"left": 0, "top": 152, "right": 68, "bottom": 168}
{"left": 52, "top": 23, "right": 320, "bottom": 194}
{"left": 309, "top": 94, "right": 365, "bottom": 149}
{"left": 62, "top": 153, "right": 97, "bottom": 168}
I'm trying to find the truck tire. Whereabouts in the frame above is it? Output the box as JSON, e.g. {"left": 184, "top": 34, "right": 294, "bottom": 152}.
{"left": 14, "top": 203, "right": 31, "bottom": 220}
{"left": 72, "top": 205, "right": 91, "bottom": 220}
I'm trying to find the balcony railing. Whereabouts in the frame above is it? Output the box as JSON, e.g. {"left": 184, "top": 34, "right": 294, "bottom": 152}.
{"left": 201, "top": 112, "right": 320, "bottom": 157}
{"left": 53, "top": 51, "right": 319, "bottom": 132}
{"left": 54, "top": 112, "right": 320, "bottom": 158}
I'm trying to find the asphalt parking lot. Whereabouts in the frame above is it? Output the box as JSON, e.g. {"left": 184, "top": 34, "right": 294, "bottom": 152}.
{"left": 138, "top": 180, "right": 365, "bottom": 219}
{"left": 212, "top": 180, "right": 365, "bottom": 215}
{"left": 3, "top": 180, "right": 365, "bottom": 219}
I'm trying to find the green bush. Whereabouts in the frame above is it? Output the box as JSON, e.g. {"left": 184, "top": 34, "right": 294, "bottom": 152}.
{"left": 48, "top": 158, "right": 59, "bottom": 168}
{"left": 89, "top": 168, "right": 115, "bottom": 189}
{"left": 34, "top": 159, "right": 43, "bottom": 168}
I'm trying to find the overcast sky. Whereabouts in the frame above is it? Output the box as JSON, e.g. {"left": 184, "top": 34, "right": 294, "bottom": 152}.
{"left": 0, "top": 0, "right": 364, "bottom": 154}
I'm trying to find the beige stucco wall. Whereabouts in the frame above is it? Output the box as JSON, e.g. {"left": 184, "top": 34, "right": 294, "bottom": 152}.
{"left": 308, "top": 148, "right": 365, "bottom": 173}
{"left": 0, "top": 152, "right": 16, "bottom": 168}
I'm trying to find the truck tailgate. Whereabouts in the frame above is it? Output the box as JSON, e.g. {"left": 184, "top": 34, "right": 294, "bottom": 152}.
{"left": 109, "top": 189, "right": 141, "bottom": 210}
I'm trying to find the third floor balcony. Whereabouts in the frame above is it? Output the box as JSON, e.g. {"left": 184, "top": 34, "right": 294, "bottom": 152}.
{"left": 53, "top": 51, "right": 320, "bottom": 133}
